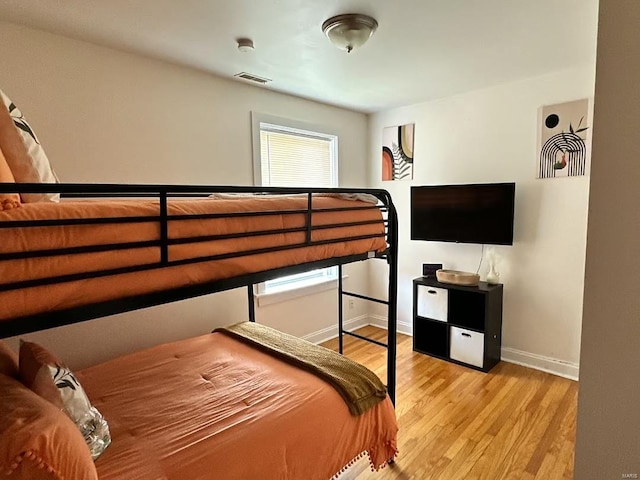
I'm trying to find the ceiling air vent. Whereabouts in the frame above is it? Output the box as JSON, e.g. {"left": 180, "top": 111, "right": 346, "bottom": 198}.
{"left": 234, "top": 72, "right": 271, "bottom": 84}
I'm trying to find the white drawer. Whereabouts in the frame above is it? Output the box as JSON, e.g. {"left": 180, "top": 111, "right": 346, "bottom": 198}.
{"left": 450, "top": 326, "right": 484, "bottom": 368}
{"left": 417, "top": 285, "right": 448, "bottom": 322}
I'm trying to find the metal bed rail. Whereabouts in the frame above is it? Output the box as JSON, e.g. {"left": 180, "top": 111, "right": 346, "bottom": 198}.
{"left": 0, "top": 184, "right": 387, "bottom": 291}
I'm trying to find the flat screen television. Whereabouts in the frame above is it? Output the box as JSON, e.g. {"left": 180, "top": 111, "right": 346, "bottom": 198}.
{"left": 411, "top": 182, "right": 515, "bottom": 245}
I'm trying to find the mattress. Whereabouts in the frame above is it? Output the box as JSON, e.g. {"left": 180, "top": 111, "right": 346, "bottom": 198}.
{"left": 77, "top": 332, "right": 398, "bottom": 480}
{"left": 0, "top": 196, "right": 386, "bottom": 323}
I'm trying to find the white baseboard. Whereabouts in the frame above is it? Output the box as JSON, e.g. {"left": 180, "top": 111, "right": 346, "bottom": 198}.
{"left": 303, "top": 314, "right": 411, "bottom": 345}
{"left": 302, "top": 315, "right": 370, "bottom": 344}
{"left": 357, "top": 316, "right": 580, "bottom": 381}
{"left": 501, "top": 347, "right": 579, "bottom": 381}
{"left": 368, "top": 314, "right": 413, "bottom": 336}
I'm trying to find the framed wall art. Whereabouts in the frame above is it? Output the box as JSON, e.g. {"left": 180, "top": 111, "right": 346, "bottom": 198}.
{"left": 382, "top": 123, "right": 414, "bottom": 181}
{"left": 537, "top": 99, "right": 590, "bottom": 179}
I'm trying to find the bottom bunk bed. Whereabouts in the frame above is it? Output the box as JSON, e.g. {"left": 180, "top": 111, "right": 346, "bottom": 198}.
{"left": 0, "top": 324, "right": 398, "bottom": 480}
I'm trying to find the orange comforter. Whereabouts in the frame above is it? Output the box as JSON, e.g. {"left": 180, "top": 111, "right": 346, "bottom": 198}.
{"left": 77, "top": 332, "right": 398, "bottom": 480}
{"left": 0, "top": 196, "right": 386, "bottom": 322}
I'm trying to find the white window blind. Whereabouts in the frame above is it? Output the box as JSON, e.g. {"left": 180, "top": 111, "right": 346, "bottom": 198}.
{"left": 256, "top": 121, "right": 338, "bottom": 294}
{"left": 260, "top": 125, "right": 336, "bottom": 187}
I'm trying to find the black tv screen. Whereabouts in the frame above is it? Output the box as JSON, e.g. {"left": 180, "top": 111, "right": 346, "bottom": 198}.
{"left": 411, "top": 182, "right": 515, "bottom": 245}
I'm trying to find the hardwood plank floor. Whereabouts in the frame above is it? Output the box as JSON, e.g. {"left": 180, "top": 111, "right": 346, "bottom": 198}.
{"left": 322, "top": 326, "right": 577, "bottom": 480}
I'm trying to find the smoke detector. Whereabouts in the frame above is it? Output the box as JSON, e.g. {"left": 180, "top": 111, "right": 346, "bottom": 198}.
{"left": 236, "top": 38, "right": 255, "bottom": 53}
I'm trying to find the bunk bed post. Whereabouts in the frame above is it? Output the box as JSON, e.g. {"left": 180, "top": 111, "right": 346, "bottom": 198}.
{"left": 305, "top": 193, "right": 312, "bottom": 244}
{"left": 247, "top": 285, "right": 256, "bottom": 322}
{"left": 159, "top": 191, "right": 169, "bottom": 264}
{"left": 338, "top": 264, "right": 344, "bottom": 354}
{"left": 386, "top": 199, "right": 399, "bottom": 406}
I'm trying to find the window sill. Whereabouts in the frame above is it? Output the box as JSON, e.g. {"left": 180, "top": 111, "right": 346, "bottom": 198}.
{"left": 255, "top": 275, "right": 349, "bottom": 307}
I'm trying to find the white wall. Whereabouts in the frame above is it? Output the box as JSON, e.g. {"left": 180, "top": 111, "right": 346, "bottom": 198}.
{"left": 368, "top": 64, "right": 595, "bottom": 378}
{"left": 0, "top": 22, "right": 370, "bottom": 369}
{"left": 575, "top": 0, "right": 640, "bottom": 477}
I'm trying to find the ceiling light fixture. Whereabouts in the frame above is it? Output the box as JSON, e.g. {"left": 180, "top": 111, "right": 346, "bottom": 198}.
{"left": 321, "top": 14, "right": 378, "bottom": 53}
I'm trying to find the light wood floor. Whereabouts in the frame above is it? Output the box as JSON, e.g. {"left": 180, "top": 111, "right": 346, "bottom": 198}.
{"left": 321, "top": 326, "right": 577, "bottom": 480}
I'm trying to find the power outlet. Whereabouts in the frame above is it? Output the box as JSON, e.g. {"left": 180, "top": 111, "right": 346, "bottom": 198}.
{"left": 348, "top": 299, "right": 355, "bottom": 310}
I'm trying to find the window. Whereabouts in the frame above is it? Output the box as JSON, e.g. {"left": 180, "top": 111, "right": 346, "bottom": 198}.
{"left": 252, "top": 113, "right": 339, "bottom": 296}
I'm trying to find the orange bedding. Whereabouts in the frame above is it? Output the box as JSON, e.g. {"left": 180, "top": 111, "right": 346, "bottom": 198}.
{"left": 77, "top": 332, "right": 398, "bottom": 480}
{"left": 0, "top": 196, "right": 386, "bottom": 322}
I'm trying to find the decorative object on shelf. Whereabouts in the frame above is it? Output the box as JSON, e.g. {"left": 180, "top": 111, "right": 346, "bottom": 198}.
{"left": 435, "top": 269, "right": 480, "bottom": 286}
{"left": 485, "top": 249, "right": 500, "bottom": 285}
{"left": 537, "top": 99, "right": 590, "bottom": 179}
{"left": 382, "top": 123, "right": 414, "bottom": 181}
{"left": 322, "top": 14, "right": 378, "bottom": 53}
{"left": 422, "top": 263, "right": 443, "bottom": 278}
{"left": 486, "top": 263, "right": 500, "bottom": 285}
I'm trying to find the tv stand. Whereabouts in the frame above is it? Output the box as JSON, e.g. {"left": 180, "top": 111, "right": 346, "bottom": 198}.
{"left": 412, "top": 277, "right": 503, "bottom": 372}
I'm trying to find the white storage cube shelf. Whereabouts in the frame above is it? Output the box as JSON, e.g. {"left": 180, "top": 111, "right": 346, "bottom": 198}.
{"left": 449, "top": 327, "right": 484, "bottom": 368}
{"left": 413, "top": 277, "right": 503, "bottom": 373}
{"left": 416, "top": 285, "right": 448, "bottom": 321}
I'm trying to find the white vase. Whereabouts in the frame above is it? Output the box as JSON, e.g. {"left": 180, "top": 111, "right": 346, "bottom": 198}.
{"left": 486, "top": 263, "right": 500, "bottom": 285}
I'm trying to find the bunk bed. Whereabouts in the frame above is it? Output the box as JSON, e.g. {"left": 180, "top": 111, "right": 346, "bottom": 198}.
{"left": 0, "top": 183, "right": 399, "bottom": 479}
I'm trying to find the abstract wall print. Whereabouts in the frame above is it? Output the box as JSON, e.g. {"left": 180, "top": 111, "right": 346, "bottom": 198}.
{"left": 537, "top": 99, "right": 590, "bottom": 179}
{"left": 382, "top": 123, "right": 414, "bottom": 181}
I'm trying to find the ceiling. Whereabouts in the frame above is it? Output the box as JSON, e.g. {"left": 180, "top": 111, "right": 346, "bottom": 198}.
{"left": 0, "top": 0, "right": 599, "bottom": 113}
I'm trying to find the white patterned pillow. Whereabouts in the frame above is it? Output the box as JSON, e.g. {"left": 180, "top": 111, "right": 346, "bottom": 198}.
{"left": 19, "top": 340, "right": 111, "bottom": 461}
{"left": 49, "top": 365, "right": 111, "bottom": 460}
{"left": 0, "top": 88, "right": 59, "bottom": 203}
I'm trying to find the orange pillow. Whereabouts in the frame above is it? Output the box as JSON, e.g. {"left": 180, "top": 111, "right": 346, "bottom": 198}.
{"left": 19, "top": 341, "right": 111, "bottom": 460}
{"left": 0, "top": 340, "right": 19, "bottom": 378}
{"left": 0, "top": 145, "right": 20, "bottom": 211}
{"left": 0, "top": 373, "right": 98, "bottom": 479}
{"left": 19, "top": 341, "right": 63, "bottom": 407}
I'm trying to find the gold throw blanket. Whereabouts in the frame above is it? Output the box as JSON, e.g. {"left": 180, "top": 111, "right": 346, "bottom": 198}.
{"left": 214, "top": 322, "right": 387, "bottom": 416}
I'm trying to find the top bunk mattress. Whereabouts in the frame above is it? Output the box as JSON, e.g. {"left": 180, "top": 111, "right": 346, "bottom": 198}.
{"left": 0, "top": 195, "right": 386, "bottom": 325}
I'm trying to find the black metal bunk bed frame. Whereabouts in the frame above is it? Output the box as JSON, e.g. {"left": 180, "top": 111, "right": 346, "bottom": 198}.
{"left": 0, "top": 183, "right": 398, "bottom": 403}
